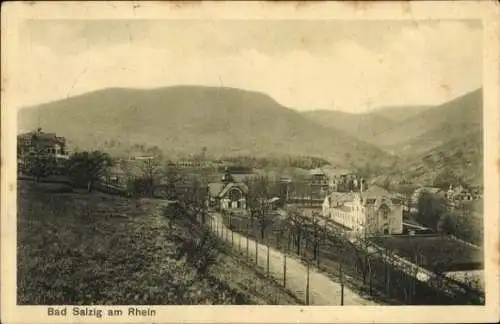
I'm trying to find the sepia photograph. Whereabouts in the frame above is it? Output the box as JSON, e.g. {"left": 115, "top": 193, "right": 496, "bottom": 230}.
{"left": 1, "top": 1, "right": 499, "bottom": 323}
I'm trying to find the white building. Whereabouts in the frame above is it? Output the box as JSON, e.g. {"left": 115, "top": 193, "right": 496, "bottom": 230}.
{"left": 322, "top": 185, "right": 403, "bottom": 236}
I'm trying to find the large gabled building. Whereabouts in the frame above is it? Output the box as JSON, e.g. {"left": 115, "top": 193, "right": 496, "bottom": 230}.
{"left": 322, "top": 185, "right": 403, "bottom": 236}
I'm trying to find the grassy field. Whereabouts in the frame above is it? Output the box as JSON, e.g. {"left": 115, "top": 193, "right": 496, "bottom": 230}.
{"left": 17, "top": 180, "right": 299, "bottom": 305}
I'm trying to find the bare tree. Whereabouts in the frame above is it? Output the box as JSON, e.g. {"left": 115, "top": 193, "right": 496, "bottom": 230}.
{"left": 139, "top": 156, "right": 163, "bottom": 196}
{"left": 285, "top": 206, "right": 307, "bottom": 255}
{"left": 181, "top": 177, "right": 208, "bottom": 224}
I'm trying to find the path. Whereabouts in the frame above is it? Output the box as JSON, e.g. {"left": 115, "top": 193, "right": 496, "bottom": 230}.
{"left": 208, "top": 212, "right": 377, "bottom": 305}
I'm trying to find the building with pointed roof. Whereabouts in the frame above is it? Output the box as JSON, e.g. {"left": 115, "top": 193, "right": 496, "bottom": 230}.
{"left": 322, "top": 184, "right": 403, "bottom": 236}
{"left": 208, "top": 168, "right": 249, "bottom": 212}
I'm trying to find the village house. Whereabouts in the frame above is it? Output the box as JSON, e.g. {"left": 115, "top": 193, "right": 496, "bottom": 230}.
{"left": 308, "top": 167, "right": 367, "bottom": 198}
{"left": 321, "top": 167, "right": 366, "bottom": 193}
{"left": 208, "top": 168, "right": 249, "bottom": 212}
{"left": 309, "top": 168, "right": 330, "bottom": 199}
{"left": 446, "top": 184, "right": 474, "bottom": 202}
{"left": 166, "top": 160, "right": 212, "bottom": 169}
{"left": 322, "top": 185, "right": 403, "bottom": 236}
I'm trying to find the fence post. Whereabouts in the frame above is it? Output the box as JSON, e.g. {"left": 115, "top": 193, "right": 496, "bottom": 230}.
{"left": 384, "top": 258, "right": 389, "bottom": 295}
{"left": 283, "top": 254, "right": 287, "bottom": 288}
{"left": 369, "top": 261, "right": 373, "bottom": 296}
{"left": 340, "top": 264, "right": 344, "bottom": 306}
{"left": 246, "top": 221, "right": 250, "bottom": 261}
{"left": 387, "top": 264, "right": 391, "bottom": 296}
{"left": 255, "top": 238, "right": 259, "bottom": 265}
{"left": 267, "top": 243, "right": 270, "bottom": 277}
{"left": 316, "top": 244, "right": 320, "bottom": 269}
{"left": 306, "top": 262, "right": 310, "bottom": 305}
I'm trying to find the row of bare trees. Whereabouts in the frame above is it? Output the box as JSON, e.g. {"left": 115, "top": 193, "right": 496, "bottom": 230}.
{"left": 234, "top": 176, "right": 485, "bottom": 305}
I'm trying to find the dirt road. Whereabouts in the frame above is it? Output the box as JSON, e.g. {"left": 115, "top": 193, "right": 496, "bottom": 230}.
{"left": 208, "top": 212, "right": 377, "bottom": 305}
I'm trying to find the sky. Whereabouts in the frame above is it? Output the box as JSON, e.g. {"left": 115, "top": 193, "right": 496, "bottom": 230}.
{"left": 12, "top": 19, "right": 482, "bottom": 113}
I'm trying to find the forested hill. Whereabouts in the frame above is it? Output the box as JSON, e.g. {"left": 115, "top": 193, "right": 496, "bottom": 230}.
{"left": 18, "top": 86, "right": 393, "bottom": 168}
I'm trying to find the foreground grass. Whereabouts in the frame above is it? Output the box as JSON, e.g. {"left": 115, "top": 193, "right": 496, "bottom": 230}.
{"left": 17, "top": 181, "right": 298, "bottom": 305}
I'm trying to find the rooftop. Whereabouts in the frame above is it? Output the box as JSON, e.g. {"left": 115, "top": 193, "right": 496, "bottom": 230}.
{"left": 415, "top": 187, "right": 442, "bottom": 194}
{"left": 326, "top": 192, "right": 357, "bottom": 205}
{"left": 309, "top": 168, "right": 325, "bottom": 176}
{"left": 321, "top": 166, "right": 354, "bottom": 178}
{"left": 208, "top": 182, "right": 225, "bottom": 197}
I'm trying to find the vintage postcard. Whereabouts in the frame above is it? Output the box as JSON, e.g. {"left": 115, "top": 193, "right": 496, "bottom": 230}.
{"left": 1, "top": 1, "right": 499, "bottom": 323}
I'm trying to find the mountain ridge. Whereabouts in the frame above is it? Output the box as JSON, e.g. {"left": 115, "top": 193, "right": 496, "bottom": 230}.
{"left": 301, "top": 109, "right": 396, "bottom": 141}
{"left": 369, "top": 88, "right": 482, "bottom": 156}
{"left": 18, "top": 86, "right": 393, "bottom": 168}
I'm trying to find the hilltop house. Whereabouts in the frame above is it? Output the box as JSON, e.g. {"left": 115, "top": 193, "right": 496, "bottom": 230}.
{"left": 17, "top": 128, "right": 70, "bottom": 175}
{"left": 208, "top": 168, "right": 249, "bottom": 212}
{"left": 18, "top": 128, "right": 70, "bottom": 159}
{"left": 322, "top": 185, "right": 403, "bottom": 236}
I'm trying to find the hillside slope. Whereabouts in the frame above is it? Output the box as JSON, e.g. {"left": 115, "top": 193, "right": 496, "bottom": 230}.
{"left": 393, "top": 129, "right": 483, "bottom": 188}
{"left": 369, "top": 89, "right": 483, "bottom": 156}
{"left": 18, "top": 86, "right": 391, "bottom": 167}
{"left": 371, "top": 105, "right": 432, "bottom": 123}
{"left": 302, "top": 110, "right": 395, "bottom": 142}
